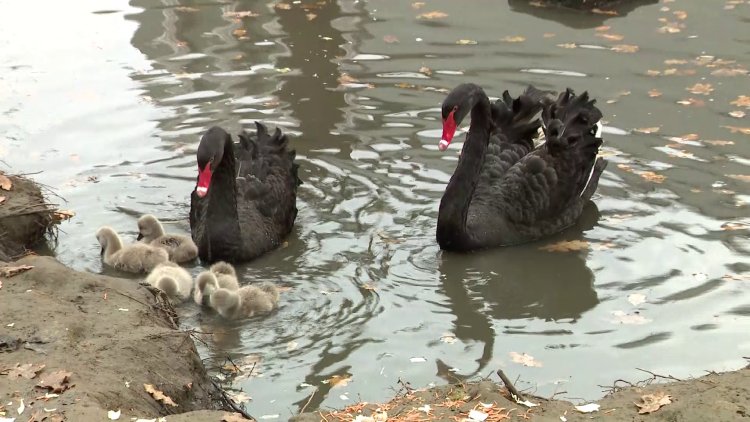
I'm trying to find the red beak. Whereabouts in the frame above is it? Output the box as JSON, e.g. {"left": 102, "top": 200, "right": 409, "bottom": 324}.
{"left": 196, "top": 165, "right": 212, "bottom": 198}
{"left": 439, "top": 109, "right": 457, "bottom": 151}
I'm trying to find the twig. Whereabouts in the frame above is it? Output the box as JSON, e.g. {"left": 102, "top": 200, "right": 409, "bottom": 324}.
{"left": 299, "top": 387, "right": 317, "bottom": 414}
{"left": 210, "top": 378, "right": 255, "bottom": 420}
{"left": 635, "top": 367, "right": 682, "bottom": 382}
{"left": 598, "top": 379, "right": 635, "bottom": 394}
{"left": 497, "top": 369, "right": 525, "bottom": 402}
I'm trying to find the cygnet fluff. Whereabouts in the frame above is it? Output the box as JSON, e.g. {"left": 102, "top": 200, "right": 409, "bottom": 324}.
{"left": 137, "top": 214, "right": 198, "bottom": 263}
{"left": 145, "top": 262, "right": 193, "bottom": 302}
{"left": 96, "top": 226, "right": 168, "bottom": 273}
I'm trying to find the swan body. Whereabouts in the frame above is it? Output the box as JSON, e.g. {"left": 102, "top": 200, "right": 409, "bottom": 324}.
{"left": 436, "top": 84, "right": 607, "bottom": 251}
{"left": 189, "top": 123, "right": 301, "bottom": 263}
{"left": 96, "top": 226, "right": 169, "bottom": 273}
{"left": 193, "top": 271, "right": 219, "bottom": 306}
{"left": 209, "top": 282, "right": 280, "bottom": 320}
{"left": 145, "top": 262, "right": 193, "bottom": 302}
{"left": 137, "top": 214, "right": 198, "bottom": 263}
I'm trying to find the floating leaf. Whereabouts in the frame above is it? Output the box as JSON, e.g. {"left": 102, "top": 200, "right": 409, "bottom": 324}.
{"left": 411, "top": 2, "right": 425, "bottom": 9}
{"left": 628, "top": 293, "right": 646, "bottom": 306}
{"left": 500, "top": 35, "right": 526, "bottom": 43}
{"left": 673, "top": 10, "right": 687, "bottom": 20}
{"left": 611, "top": 44, "right": 639, "bottom": 53}
{"left": 274, "top": 3, "right": 291, "bottom": 10}
{"left": 7, "top": 363, "right": 45, "bottom": 379}
{"left": 539, "top": 240, "right": 589, "bottom": 252}
{"left": 417, "top": 11, "right": 448, "bottom": 19}
{"left": 729, "top": 110, "right": 746, "bottom": 118}
{"left": 730, "top": 95, "right": 750, "bottom": 108}
{"left": 557, "top": 43, "right": 578, "bottom": 49}
{"left": 509, "top": 352, "right": 542, "bottom": 367}
{"left": 592, "top": 8, "right": 618, "bottom": 15}
{"left": 0, "top": 265, "right": 34, "bottom": 278}
{"left": 634, "top": 127, "right": 660, "bottom": 134}
{"left": 38, "top": 370, "right": 73, "bottom": 393}
{"left": 723, "top": 125, "right": 750, "bottom": 135}
{"left": 226, "top": 391, "right": 252, "bottom": 404}
{"left": 144, "top": 384, "right": 177, "bottom": 407}
{"left": 418, "top": 66, "right": 432, "bottom": 76}
{"left": 636, "top": 392, "right": 672, "bottom": 414}
{"left": 306, "top": 13, "right": 317, "bottom": 21}
{"left": 612, "top": 310, "right": 650, "bottom": 325}
{"left": 727, "top": 174, "right": 750, "bottom": 182}
{"left": 383, "top": 35, "right": 399, "bottom": 44}
{"left": 223, "top": 11, "right": 259, "bottom": 18}
{"left": 639, "top": 171, "right": 666, "bottom": 183}
{"left": 705, "top": 139, "right": 734, "bottom": 146}
{"left": 676, "top": 98, "right": 705, "bottom": 107}
{"left": 648, "top": 89, "right": 662, "bottom": 98}
{"left": 440, "top": 333, "right": 457, "bottom": 344}
{"left": 686, "top": 83, "right": 713, "bottom": 95}
{"left": 721, "top": 222, "right": 749, "bottom": 231}
{"left": 711, "top": 68, "right": 748, "bottom": 77}
{"left": 596, "top": 33, "right": 624, "bottom": 41}
{"left": 664, "top": 59, "right": 688, "bottom": 65}
{"left": 52, "top": 210, "right": 75, "bottom": 222}
{"left": 0, "top": 174, "right": 12, "bottom": 191}
{"left": 658, "top": 23, "right": 681, "bottom": 34}
{"left": 456, "top": 39, "right": 477, "bottom": 45}
{"left": 325, "top": 375, "right": 351, "bottom": 388}
{"left": 594, "top": 25, "right": 610, "bottom": 32}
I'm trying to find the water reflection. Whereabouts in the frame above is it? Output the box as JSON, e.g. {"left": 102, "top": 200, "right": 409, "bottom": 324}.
{"left": 507, "top": 0, "right": 659, "bottom": 29}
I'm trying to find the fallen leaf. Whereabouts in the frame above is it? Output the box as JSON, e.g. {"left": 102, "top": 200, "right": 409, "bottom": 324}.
{"left": 729, "top": 110, "right": 746, "bottom": 118}
{"left": 628, "top": 293, "right": 646, "bottom": 306}
{"left": 222, "top": 413, "right": 247, "bottom": 422}
{"left": 509, "top": 352, "right": 543, "bottom": 367}
{"left": 0, "top": 196, "right": 5, "bottom": 205}
{"left": 223, "top": 11, "right": 259, "bottom": 18}
{"left": 440, "top": 333, "right": 457, "bottom": 344}
{"left": 326, "top": 375, "right": 351, "bottom": 388}
{"left": 664, "top": 59, "right": 688, "bottom": 65}
{"left": 676, "top": 98, "right": 705, "bottom": 107}
{"left": 596, "top": 33, "right": 624, "bottom": 41}
{"left": 226, "top": 390, "right": 252, "bottom": 404}
{"left": 419, "top": 66, "right": 432, "bottom": 76}
{"left": 0, "top": 265, "right": 34, "bottom": 278}
{"left": 306, "top": 13, "right": 317, "bottom": 21}
{"left": 0, "top": 174, "right": 12, "bottom": 191}
{"left": 730, "top": 95, "right": 750, "bottom": 108}
{"left": 383, "top": 35, "right": 399, "bottom": 44}
{"left": 7, "top": 363, "right": 45, "bottom": 379}
{"left": 37, "top": 370, "right": 73, "bottom": 393}
{"left": 673, "top": 10, "right": 687, "bottom": 20}
{"left": 456, "top": 39, "right": 478, "bottom": 45}
{"left": 411, "top": 2, "right": 425, "bottom": 9}
{"left": 686, "top": 83, "right": 713, "bottom": 95}
{"left": 286, "top": 340, "right": 298, "bottom": 351}
{"left": 611, "top": 44, "right": 639, "bottom": 53}
{"left": 723, "top": 125, "right": 750, "bottom": 135}
{"left": 612, "top": 310, "right": 650, "bottom": 325}
{"left": 143, "top": 384, "right": 177, "bottom": 407}
{"left": 648, "top": 89, "right": 662, "bottom": 98}
{"left": 721, "top": 222, "right": 748, "bottom": 231}
{"left": 275, "top": 3, "right": 291, "bottom": 10}
{"left": 417, "top": 11, "right": 448, "bottom": 19}
{"left": 107, "top": 409, "right": 121, "bottom": 420}
{"left": 636, "top": 392, "right": 672, "bottom": 414}
{"left": 634, "top": 126, "right": 660, "bottom": 134}
{"left": 727, "top": 174, "right": 750, "bottom": 182}
{"left": 594, "top": 25, "right": 610, "bottom": 31}
{"left": 639, "top": 171, "right": 666, "bottom": 183}
{"left": 52, "top": 210, "right": 75, "bottom": 222}
{"left": 704, "top": 139, "right": 734, "bottom": 146}
{"left": 557, "top": 43, "right": 578, "bottom": 49}
{"left": 539, "top": 240, "right": 589, "bottom": 252}
{"left": 711, "top": 68, "right": 748, "bottom": 77}
{"left": 232, "top": 28, "right": 247, "bottom": 37}
{"left": 500, "top": 35, "right": 526, "bottom": 43}
{"left": 592, "top": 8, "right": 618, "bottom": 15}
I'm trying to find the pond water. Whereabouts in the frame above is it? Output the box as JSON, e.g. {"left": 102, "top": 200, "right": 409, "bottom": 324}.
{"left": 2, "top": 0, "right": 749, "bottom": 416}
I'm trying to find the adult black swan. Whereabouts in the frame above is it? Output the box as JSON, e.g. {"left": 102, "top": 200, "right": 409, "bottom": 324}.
{"left": 436, "top": 84, "right": 607, "bottom": 251}
{"left": 189, "top": 123, "right": 301, "bottom": 263}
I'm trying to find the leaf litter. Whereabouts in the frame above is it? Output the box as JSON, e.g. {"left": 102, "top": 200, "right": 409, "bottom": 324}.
{"left": 7, "top": 363, "right": 45, "bottom": 379}
{"left": 143, "top": 384, "right": 177, "bottom": 407}
{"left": 37, "top": 370, "right": 73, "bottom": 393}
{"left": 636, "top": 392, "right": 672, "bottom": 414}
{"left": 509, "top": 352, "right": 542, "bottom": 368}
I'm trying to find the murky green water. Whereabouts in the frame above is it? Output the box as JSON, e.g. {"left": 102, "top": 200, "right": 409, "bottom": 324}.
{"left": 2, "top": 0, "right": 749, "bottom": 416}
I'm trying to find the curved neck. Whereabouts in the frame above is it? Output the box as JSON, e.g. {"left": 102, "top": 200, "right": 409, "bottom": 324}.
{"left": 105, "top": 233, "right": 123, "bottom": 257}
{"left": 437, "top": 87, "right": 491, "bottom": 249}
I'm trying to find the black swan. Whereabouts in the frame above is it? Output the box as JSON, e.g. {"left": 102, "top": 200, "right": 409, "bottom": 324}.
{"left": 189, "top": 123, "right": 301, "bottom": 263}
{"left": 436, "top": 83, "right": 607, "bottom": 251}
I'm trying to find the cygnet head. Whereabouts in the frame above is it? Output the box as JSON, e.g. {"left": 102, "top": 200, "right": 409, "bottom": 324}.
{"left": 196, "top": 271, "right": 219, "bottom": 292}
{"left": 137, "top": 214, "right": 165, "bottom": 241}
{"left": 96, "top": 226, "right": 122, "bottom": 256}
{"left": 210, "top": 288, "right": 240, "bottom": 317}
{"left": 210, "top": 261, "right": 237, "bottom": 277}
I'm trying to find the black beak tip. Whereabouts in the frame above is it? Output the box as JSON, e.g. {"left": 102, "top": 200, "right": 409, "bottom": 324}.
{"left": 137, "top": 233, "right": 143, "bottom": 241}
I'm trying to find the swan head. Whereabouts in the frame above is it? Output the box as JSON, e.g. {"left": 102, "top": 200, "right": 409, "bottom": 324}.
{"left": 196, "top": 271, "right": 219, "bottom": 292}
{"left": 439, "top": 83, "right": 481, "bottom": 151}
{"left": 96, "top": 226, "right": 121, "bottom": 256}
{"left": 195, "top": 126, "right": 231, "bottom": 198}
{"left": 209, "top": 261, "right": 237, "bottom": 277}
{"left": 210, "top": 288, "right": 240, "bottom": 316}
{"left": 137, "top": 214, "right": 164, "bottom": 241}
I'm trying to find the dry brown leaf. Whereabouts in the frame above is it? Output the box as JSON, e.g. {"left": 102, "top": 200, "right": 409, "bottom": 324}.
{"left": 676, "top": 98, "right": 705, "bottom": 107}
{"left": 673, "top": 10, "right": 687, "bottom": 20}
{"left": 500, "top": 35, "right": 526, "bottom": 43}
{"left": 0, "top": 174, "right": 12, "bottom": 191}
{"left": 223, "top": 11, "right": 259, "bottom": 18}
{"left": 634, "top": 127, "right": 660, "bottom": 134}
{"left": 611, "top": 44, "right": 639, "bottom": 53}
{"left": 37, "top": 370, "right": 73, "bottom": 393}
{"left": 730, "top": 95, "right": 750, "bottom": 108}
{"left": 596, "top": 33, "right": 624, "bottom": 41}
{"left": 658, "top": 23, "right": 681, "bottom": 34}
{"left": 723, "top": 125, "right": 750, "bottom": 135}
{"left": 144, "top": 384, "right": 178, "bottom": 407}
{"left": 721, "top": 222, "right": 748, "bottom": 231}
{"left": 7, "top": 363, "right": 45, "bottom": 379}
{"left": 0, "top": 196, "right": 5, "bottom": 205}
{"left": 326, "top": 375, "right": 352, "bottom": 388}
{"left": 509, "top": 352, "right": 543, "bottom": 367}
{"left": 456, "top": 39, "right": 477, "bottom": 45}
{"left": 727, "top": 174, "right": 750, "bottom": 182}
{"left": 686, "top": 83, "right": 713, "bottom": 95}
{"left": 711, "top": 68, "right": 748, "bottom": 77}
{"left": 419, "top": 66, "right": 432, "bottom": 76}
{"left": 664, "top": 59, "right": 688, "bottom": 65}
{"left": 0, "top": 265, "right": 34, "bottom": 278}
{"left": 729, "top": 110, "right": 746, "bottom": 118}
{"left": 723, "top": 273, "right": 750, "bottom": 281}
{"left": 648, "top": 89, "right": 662, "bottom": 98}
{"left": 646, "top": 69, "right": 661, "bottom": 76}
{"left": 306, "top": 13, "right": 317, "bottom": 21}
{"left": 383, "top": 35, "right": 399, "bottom": 44}
{"left": 639, "top": 171, "right": 666, "bottom": 183}
{"left": 411, "top": 1, "right": 425, "bottom": 9}
{"left": 539, "top": 240, "right": 589, "bottom": 252}
{"left": 52, "top": 209, "right": 76, "bottom": 222}
{"left": 705, "top": 139, "right": 734, "bottom": 146}
{"left": 417, "top": 11, "right": 448, "bottom": 19}
{"left": 594, "top": 25, "right": 610, "bottom": 31}
{"left": 222, "top": 413, "right": 247, "bottom": 422}
{"left": 636, "top": 392, "right": 672, "bottom": 414}
{"left": 275, "top": 3, "right": 291, "bottom": 10}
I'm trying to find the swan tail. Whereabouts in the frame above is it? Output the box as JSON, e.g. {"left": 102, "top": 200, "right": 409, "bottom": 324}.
{"left": 541, "top": 88, "right": 603, "bottom": 155}
{"left": 493, "top": 85, "right": 549, "bottom": 150}
{"left": 581, "top": 156, "right": 608, "bottom": 200}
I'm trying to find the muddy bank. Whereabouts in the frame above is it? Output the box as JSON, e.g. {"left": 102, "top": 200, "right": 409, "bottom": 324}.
{"left": 0, "top": 173, "right": 58, "bottom": 261}
{"left": 296, "top": 365, "right": 749, "bottom": 421}
{"left": 0, "top": 255, "right": 247, "bottom": 421}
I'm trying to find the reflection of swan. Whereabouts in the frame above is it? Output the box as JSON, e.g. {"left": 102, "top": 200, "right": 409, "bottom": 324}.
{"left": 435, "top": 203, "right": 601, "bottom": 379}
{"left": 96, "top": 226, "right": 169, "bottom": 273}
{"left": 508, "top": 0, "right": 658, "bottom": 29}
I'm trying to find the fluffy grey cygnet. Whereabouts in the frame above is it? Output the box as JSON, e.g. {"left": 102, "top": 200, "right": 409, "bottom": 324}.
{"left": 96, "top": 226, "right": 168, "bottom": 273}
{"left": 193, "top": 270, "right": 219, "bottom": 306}
{"left": 145, "top": 262, "right": 193, "bottom": 302}
{"left": 209, "top": 261, "right": 240, "bottom": 291}
{"left": 137, "top": 214, "right": 198, "bottom": 263}
{"left": 209, "top": 282, "right": 280, "bottom": 320}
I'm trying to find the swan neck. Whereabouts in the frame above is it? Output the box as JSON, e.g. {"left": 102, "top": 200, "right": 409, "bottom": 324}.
{"left": 106, "top": 233, "right": 123, "bottom": 257}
